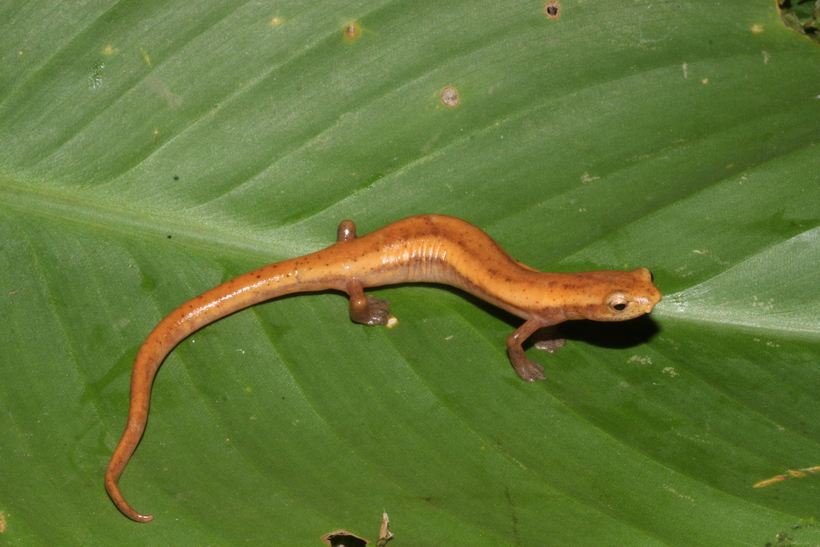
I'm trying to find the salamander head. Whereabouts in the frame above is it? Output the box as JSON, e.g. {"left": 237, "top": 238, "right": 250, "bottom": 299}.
{"left": 569, "top": 267, "right": 662, "bottom": 322}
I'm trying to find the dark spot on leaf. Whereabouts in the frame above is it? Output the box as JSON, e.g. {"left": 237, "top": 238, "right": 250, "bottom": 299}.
{"left": 321, "top": 530, "right": 368, "bottom": 547}
{"left": 544, "top": 1, "right": 560, "bottom": 19}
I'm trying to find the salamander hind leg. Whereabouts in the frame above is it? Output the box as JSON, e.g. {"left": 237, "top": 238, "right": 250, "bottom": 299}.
{"left": 337, "top": 220, "right": 357, "bottom": 242}
{"left": 346, "top": 280, "right": 393, "bottom": 326}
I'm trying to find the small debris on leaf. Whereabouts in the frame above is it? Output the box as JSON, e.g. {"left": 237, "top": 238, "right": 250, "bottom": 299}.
{"left": 440, "top": 86, "right": 459, "bottom": 107}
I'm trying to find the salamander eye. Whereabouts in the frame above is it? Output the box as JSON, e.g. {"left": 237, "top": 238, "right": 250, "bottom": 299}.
{"left": 608, "top": 294, "right": 629, "bottom": 312}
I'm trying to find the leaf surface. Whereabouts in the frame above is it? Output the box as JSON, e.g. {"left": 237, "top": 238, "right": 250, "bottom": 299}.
{"left": 1, "top": 1, "right": 819, "bottom": 545}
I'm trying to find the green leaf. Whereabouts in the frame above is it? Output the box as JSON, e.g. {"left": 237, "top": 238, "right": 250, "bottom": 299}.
{"left": 778, "top": 0, "right": 820, "bottom": 42}
{"left": 1, "top": 0, "right": 819, "bottom": 545}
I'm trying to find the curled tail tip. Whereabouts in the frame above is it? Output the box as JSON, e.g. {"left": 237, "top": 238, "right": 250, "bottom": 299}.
{"left": 134, "top": 513, "right": 154, "bottom": 523}
{"left": 116, "top": 499, "right": 154, "bottom": 523}
{"left": 105, "top": 479, "right": 154, "bottom": 523}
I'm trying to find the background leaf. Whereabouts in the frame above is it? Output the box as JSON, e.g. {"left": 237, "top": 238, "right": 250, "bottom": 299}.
{"left": 1, "top": 0, "right": 819, "bottom": 545}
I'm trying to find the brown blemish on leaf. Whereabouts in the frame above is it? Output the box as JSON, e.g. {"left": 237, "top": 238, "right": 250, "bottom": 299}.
{"left": 344, "top": 22, "right": 361, "bottom": 41}
{"left": 754, "top": 465, "right": 820, "bottom": 488}
{"left": 321, "top": 529, "right": 368, "bottom": 546}
{"left": 544, "top": 1, "right": 560, "bottom": 19}
{"left": 377, "top": 512, "right": 393, "bottom": 547}
{"left": 0, "top": 512, "right": 5, "bottom": 532}
{"left": 321, "top": 513, "right": 393, "bottom": 546}
{"left": 440, "top": 86, "right": 459, "bottom": 107}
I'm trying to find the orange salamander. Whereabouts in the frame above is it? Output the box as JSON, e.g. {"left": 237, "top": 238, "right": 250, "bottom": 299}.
{"left": 105, "top": 214, "right": 661, "bottom": 522}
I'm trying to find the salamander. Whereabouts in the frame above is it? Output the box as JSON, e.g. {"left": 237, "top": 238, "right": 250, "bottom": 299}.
{"left": 105, "top": 214, "right": 662, "bottom": 522}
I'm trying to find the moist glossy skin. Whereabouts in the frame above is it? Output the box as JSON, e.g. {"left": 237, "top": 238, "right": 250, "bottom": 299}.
{"left": 105, "top": 214, "right": 662, "bottom": 522}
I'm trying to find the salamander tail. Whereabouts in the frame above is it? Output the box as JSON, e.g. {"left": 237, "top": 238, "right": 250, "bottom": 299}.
{"left": 104, "top": 468, "right": 154, "bottom": 522}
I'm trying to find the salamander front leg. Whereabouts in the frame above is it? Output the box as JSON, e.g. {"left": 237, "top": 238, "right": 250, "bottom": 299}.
{"left": 507, "top": 319, "right": 553, "bottom": 382}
